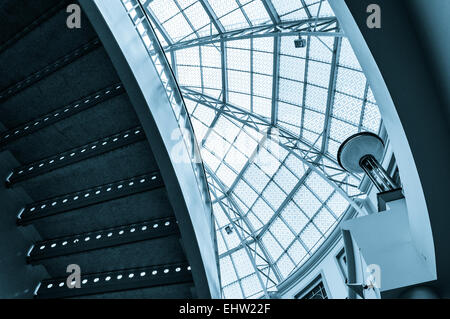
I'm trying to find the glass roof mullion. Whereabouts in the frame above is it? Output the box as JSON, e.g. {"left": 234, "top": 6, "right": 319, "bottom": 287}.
{"left": 218, "top": 237, "right": 256, "bottom": 259}
{"left": 358, "top": 81, "right": 370, "bottom": 131}
{"left": 198, "top": 0, "right": 226, "bottom": 33}
{"left": 199, "top": 46, "right": 205, "bottom": 94}
{"left": 140, "top": 1, "right": 385, "bottom": 298}
{"left": 303, "top": 182, "right": 339, "bottom": 226}
{"left": 143, "top": 5, "right": 174, "bottom": 45}
{"left": 210, "top": 180, "right": 270, "bottom": 298}
{"left": 269, "top": 229, "right": 298, "bottom": 273}
{"left": 170, "top": 50, "right": 178, "bottom": 77}
{"left": 212, "top": 193, "right": 226, "bottom": 203}
{"left": 299, "top": 36, "right": 311, "bottom": 141}
{"left": 246, "top": 240, "right": 270, "bottom": 264}
{"left": 173, "top": 0, "right": 201, "bottom": 37}
{"left": 246, "top": 244, "right": 279, "bottom": 287}
{"left": 257, "top": 168, "right": 312, "bottom": 239}
{"left": 328, "top": 177, "right": 360, "bottom": 189}
{"left": 250, "top": 39, "right": 254, "bottom": 112}
{"left": 197, "top": 1, "right": 228, "bottom": 105}
{"left": 260, "top": 0, "right": 281, "bottom": 25}
{"left": 227, "top": 136, "right": 265, "bottom": 193}
{"left": 271, "top": 35, "right": 280, "bottom": 126}
{"left": 217, "top": 227, "right": 247, "bottom": 298}
{"left": 300, "top": 0, "right": 314, "bottom": 19}
{"left": 163, "top": 17, "right": 340, "bottom": 52}
{"left": 186, "top": 88, "right": 356, "bottom": 175}
{"left": 225, "top": 195, "right": 284, "bottom": 283}
{"left": 278, "top": 213, "right": 312, "bottom": 258}
{"left": 235, "top": 0, "right": 253, "bottom": 26}
{"left": 221, "top": 41, "right": 228, "bottom": 104}
{"left": 247, "top": 161, "right": 285, "bottom": 210}
{"left": 324, "top": 191, "right": 340, "bottom": 220}
{"left": 200, "top": 112, "right": 223, "bottom": 146}
{"left": 320, "top": 35, "right": 342, "bottom": 155}
{"left": 226, "top": 212, "right": 258, "bottom": 240}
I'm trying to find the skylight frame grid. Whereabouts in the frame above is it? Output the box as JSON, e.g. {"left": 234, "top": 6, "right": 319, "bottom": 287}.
{"left": 146, "top": 0, "right": 219, "bottom": 43}
{"left": 210, "top": 184, "right": 268, "bottom": 297}
{"left": 142, "top": 0, "right": 384, "bottom": 298}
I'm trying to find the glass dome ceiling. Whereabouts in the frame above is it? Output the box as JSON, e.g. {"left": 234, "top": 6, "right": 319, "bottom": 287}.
{"left": 140, "top": 0, "right": 382, "bottom": 298}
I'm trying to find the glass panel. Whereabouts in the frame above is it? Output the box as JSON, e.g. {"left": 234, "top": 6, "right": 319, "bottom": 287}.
{"left": 281, "top": 202, "right": 309, "bottom": 233}
{"left": 294, "top": 186, "right": 321, "bottom": 218}
{"left": 251, "top": 198, "right": 274, "bottom": 225}
{"left": 223, "top": 281, "right": 243, "bottom": 298}
{"left": 276, "top": 253, "right": 295, "bottom": 278}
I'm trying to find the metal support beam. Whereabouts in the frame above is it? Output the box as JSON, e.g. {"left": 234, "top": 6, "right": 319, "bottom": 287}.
{"left": 7, "top": 126, "right": 145, "bottom": 187}
{"left": 271, "top": 35, "right": 281, "bottom": 126}
{"left": 206, "top": 166, "right": 283, "bottom": 284}
{"left": 257, "top": 169, "right": 312, "bottom": 239}
{"left": 299, "top": 36, "right": 311, "bottom": 141}
{"left": 27, "top": 216, "right": 178, "bottom": 264}
{"left": 164, "top": 17, "right": 340, "bottom": 53}
{"left": 197, "top": 0, "right": 227, "bottom": 106}
{"left": 17, "top": 171, "right": 164, "bottom": 225}
{"left": 198, "top": 0, "right": 225, "bottom": 33}
{"left": 321, "top": 33, "right": 342, "bottom": 153}
{"left": 209, "top": 186, "right": 268, "bottom": 298}
{"left": 182, "top": 87, "right": 346, "bottom": 172}
{"left": 181, "top": 88, "right": 366, "bottom": 216}
{"left": 141, "top": 4, "right": 173, "bottom": 45}
{"left": 260, "top": 0, "right": 281, "bottom": 24}
{"left": 226, "top": 135, "right": 267, "bottom": 194}
{"left": 0, "top": 83, "right": 125, "bottom": 148}
{"left": 35, "top": 262, "right": 192, "bottom": 299}
{"left": 0, "top": 38, "right": 102, "bottom": 103}
{"left": 300, "top": 0, "right": 313, "bottom": 19}
{"left": 264, "top": 0, "right": 282, "bottom": 127}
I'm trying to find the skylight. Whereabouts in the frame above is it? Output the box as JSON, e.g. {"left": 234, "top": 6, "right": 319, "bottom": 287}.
{"left": 140, "top": 0, "right": 382, "bottom": 298}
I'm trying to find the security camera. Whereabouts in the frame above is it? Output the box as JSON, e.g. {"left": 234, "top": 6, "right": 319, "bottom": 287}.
{"left": 294, "top": 37, "right": 306, "bottom": 48}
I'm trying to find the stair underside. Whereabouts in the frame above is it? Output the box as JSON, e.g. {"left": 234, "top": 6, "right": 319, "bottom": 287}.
{"left": 0, "top": 0, "right": 195, "bottom": 299}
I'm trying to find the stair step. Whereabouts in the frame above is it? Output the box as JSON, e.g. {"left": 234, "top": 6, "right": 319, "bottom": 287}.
{"left": 40, "top": 236, "right": 187, "bottom": 277}
{"left": 28, "top": 216, "right": 178, "bottom": 263}
{"left": 7, "top": 126, "right": 145, "bottom": 186}
{"left": 31, "top": 188, "right": 174, "bottom": 239}
{"left": 0, "top": 0, "right": 67, "bottom": 50}
{"left": 35, "top": 261, "right": 193, "bottom": 299}
{"left": 0, "top": 83, "right": 124, "bottom": 148}
{"left": 0, "top": 38, "right": 101, "bottom": 104}
{"left": 18, "top": 170, "right": 163, "bottom": 225}
{"left": 0, "top": 3, "right": 97, "bottom": 90}
{"left": 2, "top": 93, "right": 141, "bottom": 164}
{"left": 0, "top": 47, "right": 120, "bottom": 126}
{"left": 17, "top": 141, "right": 158, "bottom": 200}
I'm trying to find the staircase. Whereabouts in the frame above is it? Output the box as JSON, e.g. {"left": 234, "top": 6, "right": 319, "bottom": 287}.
{"left": 0, "top": 0, "right": 198, "bottom": 298}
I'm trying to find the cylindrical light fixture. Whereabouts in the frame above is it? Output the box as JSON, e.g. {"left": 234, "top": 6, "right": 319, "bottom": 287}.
{"left": 337, "top": 132, "right": 397, "bottom": 192}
